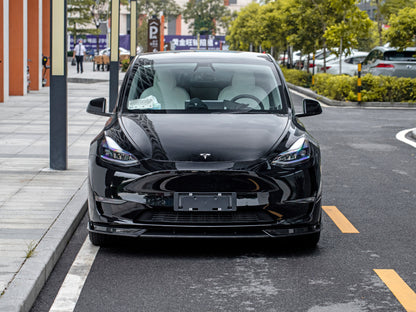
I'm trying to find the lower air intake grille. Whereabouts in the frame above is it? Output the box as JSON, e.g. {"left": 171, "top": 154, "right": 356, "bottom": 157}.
{"left": 137, "top": 210, "right": 274, "bottom": 225}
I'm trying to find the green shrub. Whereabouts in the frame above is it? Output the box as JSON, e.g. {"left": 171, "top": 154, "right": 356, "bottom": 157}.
{"left": 121, "top": 59, "right": 130, "bottom": 72}
{"left": 312, "top": 74, "right": 356, "bottom": 101}
{"left": 280, "top": 67, "right": 312, "bottom": 88}
{"left": 305, "top": 72, "right": 416, "bottom": 102}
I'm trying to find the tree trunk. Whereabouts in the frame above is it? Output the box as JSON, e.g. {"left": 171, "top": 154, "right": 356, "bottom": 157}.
{"left": 339, "top": 36, "right": 343, "bottom": 75}
{"left": 376, "top": 0, "right": 383, "bottom": 45}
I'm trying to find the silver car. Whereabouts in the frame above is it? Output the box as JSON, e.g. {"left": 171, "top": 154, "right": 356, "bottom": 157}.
{"left": 361, "top": 46, "right": 416, "bottom": 78}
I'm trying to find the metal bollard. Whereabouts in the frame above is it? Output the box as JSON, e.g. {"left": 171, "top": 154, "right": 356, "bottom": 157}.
{"left": 357, "top": 63, "right": 362, "bottom": 103}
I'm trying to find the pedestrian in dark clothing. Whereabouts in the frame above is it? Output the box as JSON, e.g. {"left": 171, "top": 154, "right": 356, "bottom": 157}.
{"left": 73, "top": 39, "right": 86, "bottom": 73}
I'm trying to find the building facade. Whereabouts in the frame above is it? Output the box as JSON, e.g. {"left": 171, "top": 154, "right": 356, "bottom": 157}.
{"left": 357, "top": 0, "right": 378, "bottom": 21}
{"left": 1, "top": 0, "right": 50, "bottom": 103}
{"left": 1, "top": 0, "right": 254, "bottom": 103}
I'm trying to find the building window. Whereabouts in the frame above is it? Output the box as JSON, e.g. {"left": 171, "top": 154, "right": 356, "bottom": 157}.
{"left": 168, "top": 15, "right": 176, "bottom": 35}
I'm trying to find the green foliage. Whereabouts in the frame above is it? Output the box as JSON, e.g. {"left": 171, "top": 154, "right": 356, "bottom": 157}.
{"left": 305, "top": 72, "right": 416, "bottom": 102}
{"left": 227, "top": 0, "right": 380, "bottom": 59}
{"left": 137, "top": 0, "right": 180, "bottom": 17}
{"left": 183, "top": 0, "right": 231, "bottom": 36}
{"left": 356, "top": 22, "right": 379, "bottom": 52}
{"left": 25, "top": 241, "right": 37, "bottom": 259}
{"left": 68, "top": 0, "right": 98, "bottom": 42}
{"left": 379, "top": 0, "right": 416, "bottom": 22}
{"left": 137, "top": 17, "right": 148, "bottom": 53}
{"left": 288, "top": 0, "right": 328, "bottom": 55}
{"left": 121, "top": 58, "right": 130, "bottom": 72}
{"left": 312, "top": 73, "right": 356, "bottom": 101}
{"left": 384, "top": 7, "right": 416, "bottom": 49}
{"left": 226, "top": 3, "right": 262, "bottom": 50}
{"left": 280, "top": 67, "right": 312, "bottom": 88}
{"left": 324, "top": 1, "right": 373, "bottom": 57}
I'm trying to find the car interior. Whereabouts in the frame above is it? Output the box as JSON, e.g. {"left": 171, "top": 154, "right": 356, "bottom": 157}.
{"left": 127, "top": 62, "right": 283, "bottom": 112}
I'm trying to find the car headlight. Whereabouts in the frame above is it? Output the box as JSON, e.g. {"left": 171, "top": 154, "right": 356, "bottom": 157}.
{"left": 271, "top": 137, "right": 310, "bottom": 165}
{"left": 100, "top": 136, "right": 139, "bottom": 166}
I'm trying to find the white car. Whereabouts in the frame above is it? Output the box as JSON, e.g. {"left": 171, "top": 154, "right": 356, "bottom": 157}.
{"left": 303, "top": 49, "right": 338, "bottom": 73}
{"left": 99, "top": 47, "right": 130, "bottom": 56}
{"left": 323, "top": 51, "right": 369, "bottom": 76}
{"left": 311, "top": 49, "right": 348, "bottom": 73}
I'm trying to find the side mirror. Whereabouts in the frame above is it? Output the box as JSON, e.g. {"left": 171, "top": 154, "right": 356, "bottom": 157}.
{"left": 296, "top": 99, "right": 322, "bottom": 117}
{"left": 87, "top": 98, "right": 111, "bottom": 116}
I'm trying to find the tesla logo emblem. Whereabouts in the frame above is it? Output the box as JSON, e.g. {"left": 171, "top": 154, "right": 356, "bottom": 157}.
{"left": 200, "top": 153, "right": 211, "bottom": 160}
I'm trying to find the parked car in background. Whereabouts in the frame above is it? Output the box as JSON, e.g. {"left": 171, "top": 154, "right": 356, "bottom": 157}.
{"left": 322, "top": 51, "right": 369, "bottom": 76}
{"left": 99, "top": 47, "right": 130, "bottom": 56}
{"left": 86, "top": 51, "right": 323, "bottom": 247}
{"left": 361, "top": 46, "right": 416, "bottom": 78}
{"left": 304, "top": 49, "right": 339, "bottom": 73}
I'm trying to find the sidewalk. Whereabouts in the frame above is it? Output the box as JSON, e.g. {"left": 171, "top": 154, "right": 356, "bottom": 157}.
{"left": 0, "top": 63, "right": 125, "bottom": 312}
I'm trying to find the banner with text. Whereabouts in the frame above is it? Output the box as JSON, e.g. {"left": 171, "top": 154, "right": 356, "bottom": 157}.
{"left": 165, "top": 35, "right": 226, "bottom": 50}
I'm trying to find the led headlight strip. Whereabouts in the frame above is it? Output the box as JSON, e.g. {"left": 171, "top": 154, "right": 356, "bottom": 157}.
{"left": 272, "top": 137, "right": 310, "bottom": 165}
{"left": 100, "top": 136, "right": 139, "bottom": 166}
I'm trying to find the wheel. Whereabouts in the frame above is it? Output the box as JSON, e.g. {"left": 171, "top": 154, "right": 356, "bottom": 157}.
{"left": 230, "top": 94, "right": 264, "bottom": 110}
{"left": 89, "top": 231, "right": 113, "bottom": 247}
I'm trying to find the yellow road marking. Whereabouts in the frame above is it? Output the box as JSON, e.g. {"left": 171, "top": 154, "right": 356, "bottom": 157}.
{"left": 374, "top": 269, "right": 416, "bottom": 312}
{"left": 322, "top": 206, "right": 359, "bottom": 233}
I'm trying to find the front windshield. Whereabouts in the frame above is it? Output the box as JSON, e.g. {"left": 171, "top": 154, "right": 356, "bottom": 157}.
{"left": 124, "top": 57, "right": 286, "bottom": 113}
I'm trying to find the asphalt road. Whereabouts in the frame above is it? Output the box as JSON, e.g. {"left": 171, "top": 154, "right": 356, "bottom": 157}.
{"left": 31, "top": 92, "right": 416, "bottom": 312}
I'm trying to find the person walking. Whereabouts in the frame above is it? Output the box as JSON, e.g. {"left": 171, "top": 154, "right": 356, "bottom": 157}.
{"left": 73, "top": 39, "right": 86, "bottom": 74}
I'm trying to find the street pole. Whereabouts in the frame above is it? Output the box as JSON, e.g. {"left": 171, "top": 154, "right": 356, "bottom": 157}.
{"left": 109, "top": 0, "right": 120, "bottom": 112}
{"left": 357, "top": 63, "right": 362, "bottom": 104}
{"left": 130, "top": 0, "right": 137, "bottom": 59}
{"left": 50, "top": 0, "right": 67, "bottom": 170}
{"left": 160, "top": 15, "right": 164, "bottom": 51}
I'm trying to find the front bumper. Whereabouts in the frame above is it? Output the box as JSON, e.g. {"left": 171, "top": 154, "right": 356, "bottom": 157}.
{"left": 87, "top": 155, "right": 322, "bottom": 239}
{"left": 88, "top": 220, "right": 321, "bottom": 239}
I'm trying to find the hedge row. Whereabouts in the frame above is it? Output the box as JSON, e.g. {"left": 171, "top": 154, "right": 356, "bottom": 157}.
{"left": 280, "top": 67, "right": 312, "bottom": 88}
{"left": 281, "top": 67, "right": 416, "bottom": 103}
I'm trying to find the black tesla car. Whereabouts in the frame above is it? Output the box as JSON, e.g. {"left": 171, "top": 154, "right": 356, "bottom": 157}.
{"left": 86, "top": 51, "right": 322, "bottom": 246}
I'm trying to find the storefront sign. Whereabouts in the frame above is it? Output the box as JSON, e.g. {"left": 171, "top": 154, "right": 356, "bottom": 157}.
{"left": 165, "top": 35, "right": 226, "bottom": 50}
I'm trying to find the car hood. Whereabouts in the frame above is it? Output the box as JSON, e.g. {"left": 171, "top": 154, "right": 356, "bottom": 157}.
{"left": 119, "top": 114, "right": 289, "bottom": 162}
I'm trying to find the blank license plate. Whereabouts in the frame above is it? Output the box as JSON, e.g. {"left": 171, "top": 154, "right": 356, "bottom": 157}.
{"left": 174, "top": 193, "right": 236, "bottom": 212}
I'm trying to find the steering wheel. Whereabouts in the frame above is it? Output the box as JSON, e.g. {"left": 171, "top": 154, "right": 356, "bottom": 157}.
{"left": 230, "top": 94, "right": 264, "bottom": 110}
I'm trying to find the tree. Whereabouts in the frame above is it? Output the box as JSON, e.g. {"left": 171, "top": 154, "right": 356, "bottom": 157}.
{"left": 183, "top": 0, "right": 231, "bottom": 41}
{"left": 372, "top": 0, "right": 416, "bottom": 45}
{"left": 135, "top": 0, "right": 181, "bottom": 52}
{"left": 226, "top": 2, "right": 262, "bottom": 51}
{"left": 137, "top": 0, "right": 180, "bottom": 17}
{"left": 288, "top": 0, "right": 334, "bottom": 69}
{"left": 384, "top": 7, "right": 416, "bottom": 49}
{"left": 69, "top": 0, "right": 130, "bottom": 48}
{"left": 379, "top": 0, "right": 416, "bottom": 21}
{"left": 90, "top": 0, "right": 110, "bottom": 54}
{"left": 324, "top": 0, "right": 372, "bottom": 74}
{"left": 68, "top": 0, "right": 98, "bottom": 45}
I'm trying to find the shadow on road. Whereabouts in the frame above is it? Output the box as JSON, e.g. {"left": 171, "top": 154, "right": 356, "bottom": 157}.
{"left": 98, "top": 236, "right": 321, "bottom": 259}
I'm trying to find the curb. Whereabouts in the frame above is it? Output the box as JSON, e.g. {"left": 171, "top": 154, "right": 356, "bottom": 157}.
{"left": 287, "top": 82, "right": 416, "bottom": 109}
{"left": 0, "top": 181, "right": 88, "bottom": 312}
{"left": 68, "top": 77, "right": 108, "bottom": 84}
